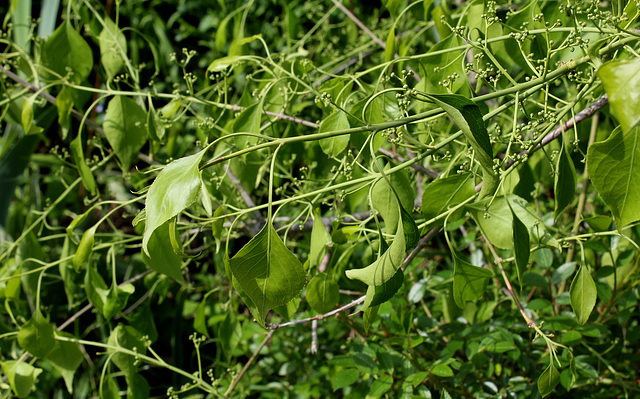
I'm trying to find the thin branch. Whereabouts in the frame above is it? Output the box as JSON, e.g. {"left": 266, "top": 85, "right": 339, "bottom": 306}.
{"left": 224, "top": 330, "right": 275, "bottom": 398}
{"left": 224, "top": 164, "right": 265, "bottom": 233}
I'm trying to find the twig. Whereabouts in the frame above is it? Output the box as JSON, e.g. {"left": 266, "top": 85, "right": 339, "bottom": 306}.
{"left": 378, "top": 147, "right": 439, "bottom": 178}
{"left": 224, "top": 330, "right": 275, "bottom": 398}
{"left": 224, "top": 164, "right": 265, "bottom": 233}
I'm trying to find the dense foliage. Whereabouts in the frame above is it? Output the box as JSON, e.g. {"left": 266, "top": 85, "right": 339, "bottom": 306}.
{"left": 1, "top": 0, "right": 640, "bottom": 397}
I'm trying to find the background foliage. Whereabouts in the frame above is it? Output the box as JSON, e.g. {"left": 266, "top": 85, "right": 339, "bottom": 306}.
{"left": 1, "top": 0, "right": 640, "bottom": 398}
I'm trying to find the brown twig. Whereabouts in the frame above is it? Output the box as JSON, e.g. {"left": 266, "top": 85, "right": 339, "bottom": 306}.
{"left": 224, "top": 330, "right": 275, "bottom": 398}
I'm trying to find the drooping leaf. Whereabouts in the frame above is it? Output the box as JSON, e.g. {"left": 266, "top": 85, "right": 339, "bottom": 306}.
{"left": 555, "top": 142, "right": 577, "bottom": 219}
{"left": 400, "top": 206, "right": 419, "bottom": 249}
{"left": 587, "top": 126, "right": 640, "bottom": 229}
{"left": 142, "top": 149, "right": 206, "bottom": 256}
{"left": 385, "top": 26, "right": 396, "bottom": 64}
{"left": 227, "top": 224, "right": 306, "bottom": 326}
{"left": 346, "top": 220, "right": 406, "bottom": 286}
{"left": 537, "top": 363, "right": 561, "bottom": 397}
{"left": 467, "top": 195, "right": 560, "bottom": 250}
{"left": 598, "top": 58, "right": 640, "bottom": 133}
{"left": 46, "top": 332, "right": 84, "bottom": 394}
{"left": 371, "top": 168, "right": 414, "bottom": 233}
{"left": 17, "top": 308, "right": 56, "bottom": 358}
{"left": 70, "top": 132, "right": 97, "bottom": 195}
{"left": 233, "top": 101, "right": 263, "bottom": 146}
{"left": 319, "top": 111, "right": 350, "bottom": 157}
{"left": 452, "top": 253, "right": 493, "bottom": 309}
{"left": 570, "top": 264, "right": 597, "bottom": 325}
{"left": 422, "top": 173, "right": 475, "bottom": 222}
{"left": 103, "top": 96, "right": 148, "bottom": 171}
{"left": 98, "top": 17, "right": 127, "bottom": 80}
{"left": 41, "top": 21, "right": 93, "bottom": 83}
{"left": 361, "top": 268, "right": 404, "bottom": 312}
{"left": 72, "top": 224, "right": 96, "bottom": 272}
{"left": 422, "top": 94, "right": 497, "bottom": 198}
{"left": 0, "top": 360, "right": 43, "bottom": 398}
{"left": 307, "top": 272, "right": 340, "bottom": 314}
{"left": 309, "top": 211, "right": 332, "bottom": 270}
{"left": 142, "top": 221, "right": 185, "bottom": 284}
{"left": 511, "top": 207, "right": 530, "bottom": 286}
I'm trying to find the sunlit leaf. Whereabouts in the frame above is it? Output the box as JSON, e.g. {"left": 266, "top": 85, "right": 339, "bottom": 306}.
{"left": 385, "top": 26, "right": 396, "bottom": 63}
{"left": 0, "top": 360, "right": 42, "bottom": 398}
{"left": 227, "top": 224, "right": 306, "bottom": 326}
{"left": 422, "top": 173, "right": 475, "bottom": 222}
{"left": 142, "top": 149, "right": 206, "bottom": 256}
{"left": 99, "top": 17, "right": 127, "bottom": 80}
{"left": 372, "top": 168, "right": 414, "bottom": 233}
{"left": 570, "top": 264, "right": 597, "bottom": 325}
{"left": 41, "top": 21, "right": 93, "bottom": 83}
{"left": 598, "top": 58, "right": 640, "bottom": 133}
{"left": 587, "top": 126, "right": 640, "bottom": 229}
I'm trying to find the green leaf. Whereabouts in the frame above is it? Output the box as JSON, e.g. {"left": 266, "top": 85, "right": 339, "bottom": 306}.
{"left": 21, "top": 95, "right": 43, "bottom": 135}
{"left": 587, "top": 126, "right": 640, "bottom": 229}
{"left": 369, "top": 374, "right": 393, "bottom": 396}
{"left": 400, "top": 206, "right": 419, "bottom": 249}
{"left": 537, "top": 363, "right": 560, "bottom": 397}
{"left": 555, "top": 142, "right": 577, "bottom": 219}
{"left": 70, "top": 132, "right": 97, "bottom": 195}
{"left": 207, "top": 55, "right": 243, "bottom": 73}
{"left": 142, "top": 221, "right": 185, "bottom": 284}
{"left": 103, "top": 283, "right": 135, "bottom": 321}
{"left": 319, "top": 111, "right": 350, "bottom": 157}
{"left": 361, "top": 268, "right": 404, "bottom": 312}
{"left": 420, "top": 34, "right": 465, "bottom": 94}
{"left": 511, "top": 206, "right": 530, "bottom": 286}
{"left": 42, "top": 21, "right": 93, "bottom": 83}
{"left": 309, "top": 211, "right": 331, "bottom": 270}
{"left": 422, "top": 173, "right": 475, "bottom": 222}
{"left": 103, "top": 96, "right": 148, "bottom": 171}
{"left": 46, "top": 332, "right": 84, "bottom": 394}
{"left": 72, "top": 224, "right": 96, "bottom": 272}
{"left": 385, "top": 26, "right": 396, "bottom": 64}
{"left": 193, "top": 293, "right": 212, "bottom": 338}
{"left": 452, "top": 253, "right": 493, "bottom": 309}
{"left": 467, "top": 195, "right": 560, "bottom": 250}
{"left": 218, "top": 311, "right": 242, "bottom": 359}
{"left": 84, "top": 265, "right": 109, "bottom": 314}
{"left": 56, "top": 85, "right": 74, "bottom": 136}
{"left": 100, "top": 373, "right": 120, "bottom": 399}
{"left": 346, "top": 220, "right": 406, "bottom": 286}
{"left": 332, "top": 368, "right": 359, "bottom": 391}
{"left": 233, "top": 101, "right": 263, "bottom": 146}
{"left": 431, "top": 364, "right": 454, "bottom": 377}
{"left": 98, "top": 17, "right": 127, "bottom": 80}
{"left": 107, "top": 324, "right": 146, "bottom": 379}
{"left": 422, "top": 94, "right": 497, "bottom": 198}
{"left": 570, "top": 264, "right": 597, "bottom": 325}
{"left": 0, "top": 360, "right": 43, "bottom": 398}
{"left": 227, "top": 224, "right": 306, "bottom": 326}
{"left": 142, "top": 149, "right": 206, "bottom": 256}
{"left": 598, "top": 58, "right": 640, "bottom": 133}
{"left": 17, "top": 308, "right": 56, "bottom": 358}
{"left": 307, "top": 272, "right": 340, "bottom": 314}
{"left": 372, "top": 168, "right": 415, "bottom": 233}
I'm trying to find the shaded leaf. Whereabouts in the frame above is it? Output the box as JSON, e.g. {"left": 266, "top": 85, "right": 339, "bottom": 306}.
{"left": 98, "top": 17, "right": 127, "bottom": 80}
{"left": 142, "top": 221, "right": 185, "bottom": 284}
{"left": 319, "top": 111, "right": 350, "bottom": 157}
{"left": 401, "top": 206, "right": 419, "bottom": 249}
{"left": 570, "top": 264, "right": 597, "bottom": 325}
{"left": 70, "top": 132, "right": 97, "bottom": 195}
{"left": 422, "top": 173, "right": 475, "bottom": 222}
{"left": 453, "top": 253, "right": 493, "bottom": 309}
{"left": 555, "top": 142, "right": 577, "bottom": 219}
{"left": 598, "top": 58, "right": 640, "bottom": 133}
{"left": 233, "top": 101, "right": 263, "bottom": 146}
{"left": 587, "top": 126, "right": 640, "bottom": 229}
{"left": 17, "top": 308, "right": 56, "bottom": 358}
{"left": 107, "top": 324, "right": 146, "bottom": 379}
{"left": 307, "top": 272, "right": 340, "bottom": 314}
{"left": 227, "top": 224, "right": 306, "bottom": 326}
{"left": 537, "top": 363, "right": 560, "bottom": 397}
{"left": 511, "top": 206, "right": 530, "bottom": 286}
{"left": 332, "top": 368, "right": 359, "bottom": 391}
{"left": 103, "top": 96, "right": 148, "bottom": 171}
{"left": 142, "top": 149, "right": 206, "bottom": 256}
{"left": 369, "top": 374, "right": 393, "bottom": 396}
{"left": 41, "top": 21, "right": 93, "bottom": 83}
{"left": 46, "top": 332, "right": 84, "bottom": 394}
{"left": 361, "top": 268, "right": 404, "bottom": 312}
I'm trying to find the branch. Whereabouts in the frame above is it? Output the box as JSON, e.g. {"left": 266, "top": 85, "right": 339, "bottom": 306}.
{"left": 224, "top": 330, "right": 275, "bottom": 398}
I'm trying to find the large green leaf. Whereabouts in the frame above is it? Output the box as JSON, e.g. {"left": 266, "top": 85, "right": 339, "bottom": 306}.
{"left": 142, "top": 149, "right": 206, "bottom": 256}
{"left": 512, "top": 207, "right": 530, "bottom": 286}
{"left": 41, "top": 21, "right": 93, "bottom": 83}
{"left": 421, "top": 34, "right": 466, "bottom": 94}
{"left": 598, "top": 58, "right": 640, "bottom": 133}
{"left": 103, "top": 96, "right": 148, "bottom": 171}
{"left": 46, "top": 332, "right": 84, "bottom": 394}
{"left": 371, "top": 168, "right": 414, "bottom": 233}
{"left": 233, "top": 101, "right": 263, "bottom": 146}
{"left": 141, "top": 221, "right": 185, "bottom": 284}
{"left": 422, "top": 173, "right": 475, "bottom": 221}
{"left": 307, "top": 272, "right": 340, "bottom": 314}
{"left": 319, "top": 111, "right": 350, "bottom": 157}
{"left": 107, "top": 324, "right": 147, "bottom": 379}
{"left": 0, "top": 360, "right": 42, "bottom": 398}
{"left": 587, "top": 126, "right": 640, "bottom": 229}
{"left": 467, "top": 195, "right": 560, "bottom": 250}
{"left": 570, "top": 264, "right": 597, "bottom": 325}
{"left": 99, "top": 17, "right": 127, "bottom": 80}
{"left": 555, "top": 142, "right": 577, "bottom": 220}
{"left": 452, "top": 253, "right": 493, "bottom": 309}
{"left": 422, "top": 94, "right": 497, "bottom": 198}
{"left": 227, "top": 224, "right": 306, "bottom": 326}
{"left": 345, "top": 219, "right": 406, "bottom": 286}
{"left": 17, "top": 309, "right": 56, "bottom": 358}
{"left": 361, "top": 268, "right": 404, "bottom": 312}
